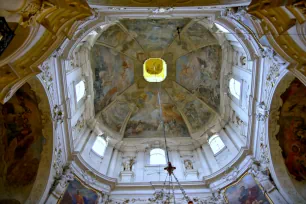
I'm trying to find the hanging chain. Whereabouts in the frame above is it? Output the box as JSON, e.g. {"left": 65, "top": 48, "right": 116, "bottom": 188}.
{"left": 172, "top": 173, "right": 191, "bottom": 202}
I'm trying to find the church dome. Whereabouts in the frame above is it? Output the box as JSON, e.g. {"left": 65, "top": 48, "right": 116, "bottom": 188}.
{"left": 91, "top": 19, "right": 223, "bottom": 140}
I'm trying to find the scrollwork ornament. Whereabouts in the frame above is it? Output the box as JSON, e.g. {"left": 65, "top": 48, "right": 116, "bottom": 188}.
{"left": 256, "top": 101, "right": 269, "bottom": 122}
{"left": 53, "top": 105, "right": 64, "bottom": 123}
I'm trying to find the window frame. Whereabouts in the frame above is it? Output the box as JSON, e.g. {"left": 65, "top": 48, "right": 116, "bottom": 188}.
{"left": 149, "top": 148, "right": 167, "bottom": 166}
{"left": 228, "top": 76, "right": 243, "bottom": 106}
{"left": 91, "top": 136, "right": 107, "bottom": 158}
{"left": 74, "top": 79, "right": 86, "bottom": 108}
{"left": 208, "top": 134, "right": 226, "bottom": 156}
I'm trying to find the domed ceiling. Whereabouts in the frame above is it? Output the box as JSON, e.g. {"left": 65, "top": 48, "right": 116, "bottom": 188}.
{"left": 90, "top": 19, "right": 222, "bottom": 139}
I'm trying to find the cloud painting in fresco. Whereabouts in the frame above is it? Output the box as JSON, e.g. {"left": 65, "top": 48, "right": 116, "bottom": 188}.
{"left": 123, "top": 85, "right": 190, "bottom": 138}
{"left": 121, "top": 19, "right": 190, "bottom": 53}
{"left": 176, "top": 45, "right": 222, "bottom": 109}
{"left": 91, "top": 45, "right": 134, "bottom": 113}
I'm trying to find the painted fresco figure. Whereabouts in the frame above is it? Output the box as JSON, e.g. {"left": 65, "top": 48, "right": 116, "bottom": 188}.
{"left": 75, "top": 190, "right": 85, "bottom": 204}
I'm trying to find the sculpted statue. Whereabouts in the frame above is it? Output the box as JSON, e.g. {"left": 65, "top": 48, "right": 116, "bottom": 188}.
{"left": 54, "top": 166, "right": 74, "bottom": 196}
{"left": 123, "top": 158, "right": 135, "bottom": 171}
{"left": 184, "top": 160, "right": 193, "bottom": 170}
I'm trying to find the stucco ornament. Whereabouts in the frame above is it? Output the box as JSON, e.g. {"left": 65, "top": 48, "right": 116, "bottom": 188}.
{"left": 40, "top": 62, "right": 54, "bottom": 92}
{"left": 223, "top": 166, "right": 240, "bottom": 182}
{"left": 222, "top": 6, "right": 248, "bottom": 21}
{"left": 53, "top": 105, "right": 64, "bottom": 124}
{"left": 248, "top": 162, "right": 274, "bottom": 193}
{"left": 191, "top": 192, "right": 225, "bottom": 204}
{"left": 53, "top": 165, "right": 74, "bottom": 196}
{"left": 82, "top": 170, "right": 97, "bottom": 185}
{"left": 148, "top": 189, "right": 174, "bottom": 204}
{"left": 256, "top": 101, "right": 269, "bottom": 121}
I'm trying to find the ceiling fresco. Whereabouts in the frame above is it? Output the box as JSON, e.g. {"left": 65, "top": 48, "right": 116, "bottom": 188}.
{"left": 122, "top": 84, "right": 190, "bottom": 138}
{"left": 91, "top": 45, "right": 134, "bottom": 113}
{"left": 277, "top": 78, "right": 306, "bottom": 181}
{"left": 91, "top": 19, "right": 222, "bottom": 138}
{"left": 121, "top": 19, "right": 190, "bottom": 55}
{"left": 176, "top": 45, "right": 221, "bottom": 109}
{"left": 100, "top": 101, "right": 131, "bottom": 133}
{"left": 166, "top": 82, "right": 215, "bottom": 132}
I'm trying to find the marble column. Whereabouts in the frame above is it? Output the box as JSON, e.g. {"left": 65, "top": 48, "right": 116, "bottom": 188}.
{"left": 202, "top": 144, "right": 219, "bottom": 173}
{"left": 135, "top": 151, "right": 145, "bottom": 181}
{"left": 107, "top": 148, "right": 118, "bottom": 177}
{"left": 196, "top": 147, "right": 211, "bottom": 176}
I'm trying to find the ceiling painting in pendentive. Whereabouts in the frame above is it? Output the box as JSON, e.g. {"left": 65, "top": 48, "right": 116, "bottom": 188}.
{"left": 122, "top": 84, "right": 190, "bottom": 138}
{"left": 277, "top": 78, "right": 306, "bottom": 181}
{"left": 166, "top": 83, "right": 215, "bottom": 132}
{"left": 165, "top": 34, "right": 193, "bottom": 61}
{"left": 0, "top": 83, "right": 44, "bottom": 202}
{"left": 120, "top": 19, "right": 190, "bottom": 54}
{"left": 100, "top": 101, "right": 131, "bottom": 133}
{"left": 97, "top": 24, "right": 130, "bottom": 48}
{"left": 176, "top": 45, "right": 222, "bottom": 109}
{"left": 91, "top": 45, "right": 134, "bottom": 113}
{"left": 186, "top": 22, "right": 217, "bottom": 49}
{"left": 96, "top": 24, "right": 145, "bottom": 61}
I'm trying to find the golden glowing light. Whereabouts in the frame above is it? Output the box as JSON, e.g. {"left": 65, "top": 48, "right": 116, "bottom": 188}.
{"left": 143, "top": 58, "right": 167, "bottom": 82}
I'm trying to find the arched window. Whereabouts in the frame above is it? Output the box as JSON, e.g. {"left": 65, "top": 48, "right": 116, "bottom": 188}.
{"left": 229, "top": 78, "right": 241, "bottom": 100}
{"left": 75, "top": 80, "right": 85, "bottom": 102}
{"left": 92, "top": 136, "right": 107, "bottom": 157}
{"left": 150, "top": 148, "right": 167, "bottom": 165}
{"left": 208, "top": 134, "right": 226, "bottom": 155}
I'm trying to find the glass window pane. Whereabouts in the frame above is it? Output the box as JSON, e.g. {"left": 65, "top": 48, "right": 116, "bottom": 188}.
{"left": 229, "top": 78, "right": 241, "bottom": 100}
{"left": 208, "top": 135, "right": 226, "bottom": 155}
{"left": 150, "top": 148, "right": 166, "bottom": 165}
{"left": 92, "top": 136, "right": 107, "bottom": 157}
{"left": 75, "top": 80, "right": 85, "bottom": 102}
